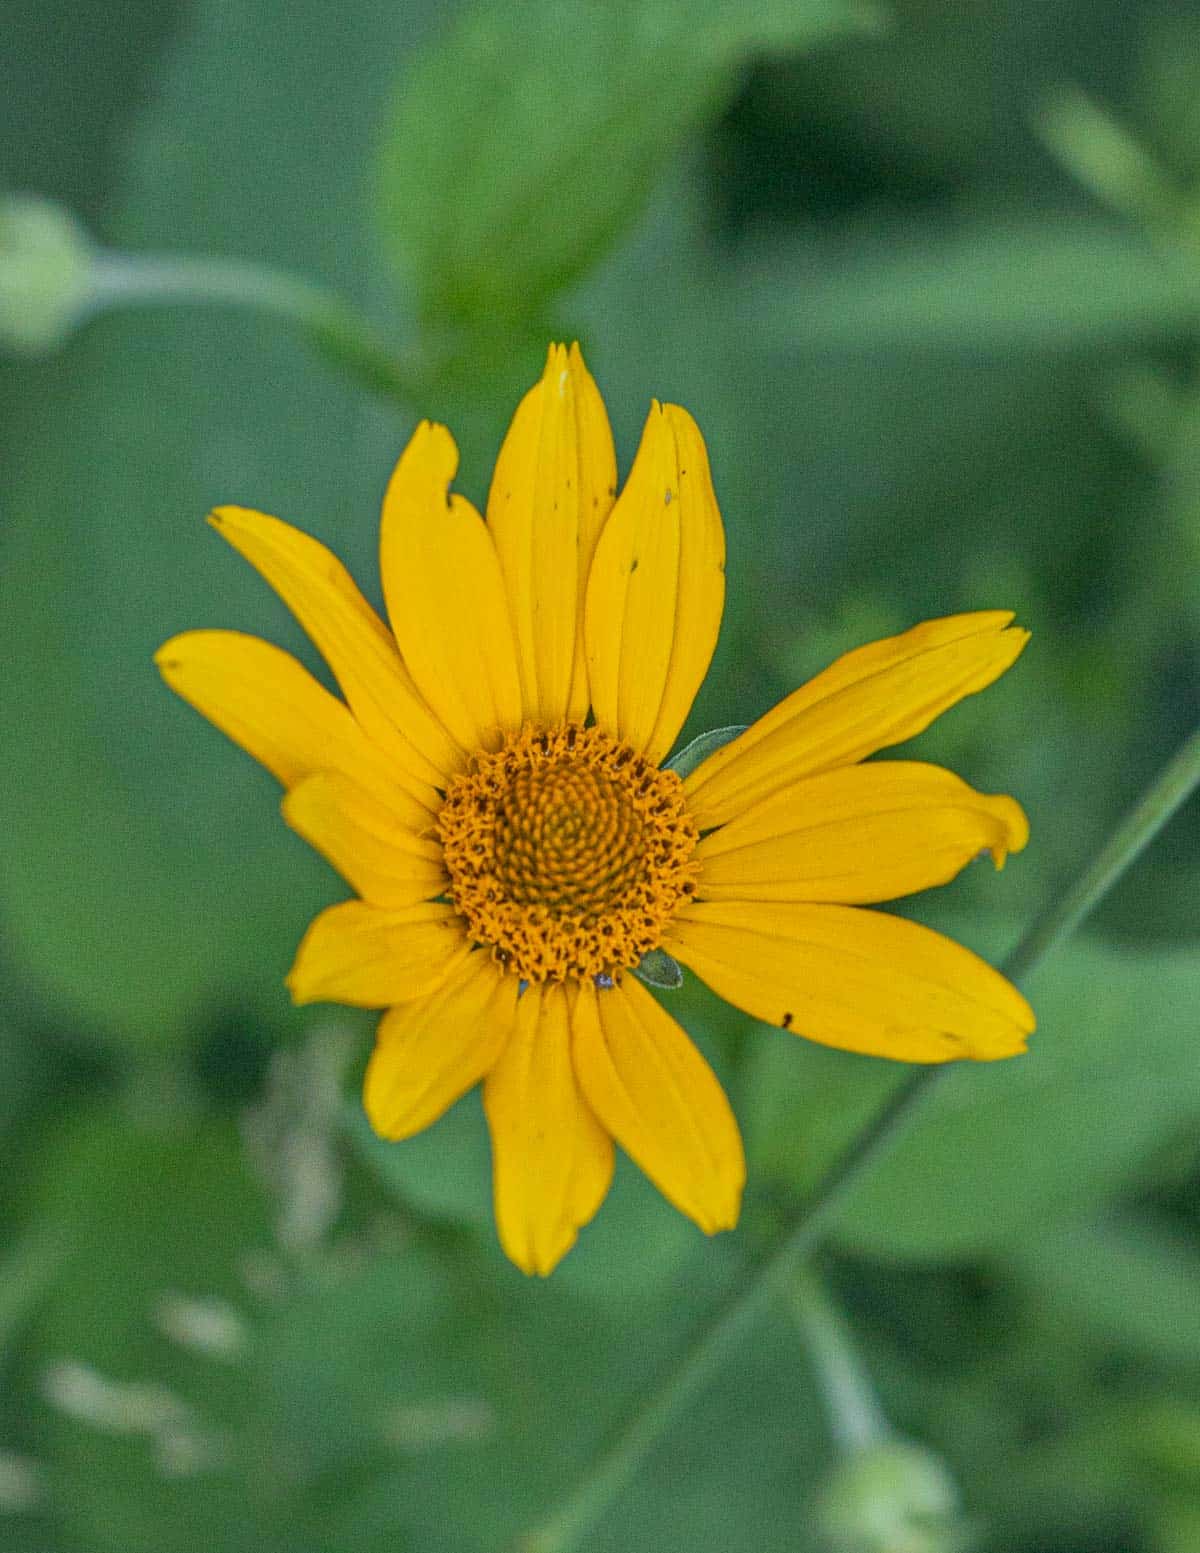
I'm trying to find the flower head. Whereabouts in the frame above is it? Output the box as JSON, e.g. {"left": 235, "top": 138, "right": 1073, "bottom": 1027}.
{"left": 156, "top": 343, "right": 1033, "bottom": 1274}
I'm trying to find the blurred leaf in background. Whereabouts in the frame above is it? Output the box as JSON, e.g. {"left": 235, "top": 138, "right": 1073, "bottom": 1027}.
{"left": 378, "top": 0, "right": 878, "bottom": 334}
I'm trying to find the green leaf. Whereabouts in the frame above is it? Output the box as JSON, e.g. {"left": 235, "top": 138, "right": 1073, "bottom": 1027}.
{"left": 1009, "top": 1214, "right": 1200, "bottom": 1370}
{"left": 747, "top": 221, "right": 1200, "bottom": 354}
{"left": 378, "top": 0, "right": 875, "bottom": 328}
{"left": 348, "top": 1090, "right": 495, "bottom": 1231}
{"left": 743, "top": 930, "right": 1200, "bottom": 1260}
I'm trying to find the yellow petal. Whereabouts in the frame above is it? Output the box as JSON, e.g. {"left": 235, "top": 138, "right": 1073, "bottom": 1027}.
{"left": 486, "top": 342, "right": 617, "bottom": 725}
{"left": 379, "top": 421, "right": 524, "bottom": 752}
{"left": 584, "top": 403, "right": 725, "bottom": 760}
{"left": 664, "top": 900, "right": 1034, "bottom": 1063}
{"left": 568, "top": 344, "right": 621, "bottom": 720}
{"left": 483, "top": 981, "right": 614, "bottom": 1275}
{"left": 685, "top": 612, "right": 1029, "bottom": 829}
{"left": 695, "top": 761, "right": 1029, "bottom": 904}
{"left": 286, "top": 900, "right": 468, "bottom": 1007}
{"left": 156, "top": 629, "right": 378, "bottom": 791}
{"left": 572, "top": 977, "right": 743, "bottom": 1233}
{"left": 364, "top": 952, "right": 517, "bottom": 1140}
{"left": 282, "top": 771, "right": 445, "bottom": 909}
{"left": 209, "top": 506, "right": 462, "bottom": 789}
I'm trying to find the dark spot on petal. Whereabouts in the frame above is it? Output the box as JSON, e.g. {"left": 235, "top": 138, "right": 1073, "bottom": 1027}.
{"left": 781, "top": 1011, "right": 794, "bottom": 1029}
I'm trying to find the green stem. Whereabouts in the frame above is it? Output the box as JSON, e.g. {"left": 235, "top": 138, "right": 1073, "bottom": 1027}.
{"left": 86, "top": 252, "right": 420, "bottom": 404}
{"left": 516, "top": 721, "right": 1200, "bottom": 1553}
{"left": 790, "top": 1266, "right": 890, "bottom": 1454}
{"left": 1002, "top": 723, "right": 1200, "bottom": 985}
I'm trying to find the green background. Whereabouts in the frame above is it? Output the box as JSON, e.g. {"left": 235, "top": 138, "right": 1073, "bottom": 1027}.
{"left": 3, "top": 0, "right": 1200, "bottom": 1548}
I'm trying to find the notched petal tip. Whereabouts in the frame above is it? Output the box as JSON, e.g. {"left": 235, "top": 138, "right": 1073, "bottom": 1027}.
{"left": 984, "top": 793, "right": 1031, "bottom": 868}
{"left": 543, "top": 339, "right": 569, "bottom": 387}
{"left": 496, "top": 1181, "right": 593, "bottom": 1278}
{"left": 982, "top": 619, "right": 1030, "bottom": 673}
{"left": 998, "top": 621, "right": 1030, "bottom": 660}
{"left": 283, "top": 961, "right": 312, "bottom": 1006}
{"left": 960, "top": 970, "right": 1036, "bottom": 1059}
{"left": 389, "top": 419, "right": 460, "bottom": 502}
{"left": 522, "top": 1228, "right": 581, "bottom": 1278}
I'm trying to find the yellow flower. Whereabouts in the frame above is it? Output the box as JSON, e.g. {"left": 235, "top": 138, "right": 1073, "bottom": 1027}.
{"left": 156, "top": 343, "right": 1033, "bottom": 1275}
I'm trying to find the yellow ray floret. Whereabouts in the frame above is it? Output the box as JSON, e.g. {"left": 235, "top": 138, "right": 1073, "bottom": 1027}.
{"left": 155, "top": 630, "right": 409, "bottom": 800}
{"left": 365, "top": 953, "right": 518, "bottom": 1141}
{"left": 483, "top": 981, "right": 615, "bottom": 1276}
{"left": 282, "top": 770, "right": 446, "bottom": 910}
{"left": 684, "top": 612, "right": 1028, "bottom": 829}
{"left": 380, "top": 422, "right": 524, "bottom": 754}
{"left": 487, "top": 342, "right": 618, "bottom": 726}
{"left": 663, "top": 900, "right": 1034, "bottom": 1063}
{"left": 209, "top": 504, "right": 463, "bottom": 786}
{"left": 571, "top": 976, "right": 744, "bottom": 1233}
{"left": 693, "top": 761, "right": 1028, "bottom": 903}
{"left": 584, "top": 402, "right": 724, "bottom": 764}
{"left": 286, "top": 899, "right": 468, "bottom": 1008}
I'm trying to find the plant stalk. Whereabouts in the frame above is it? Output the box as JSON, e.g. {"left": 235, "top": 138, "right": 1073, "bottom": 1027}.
{"left": 86, "top": 252, "right": 420, "bottom": 404}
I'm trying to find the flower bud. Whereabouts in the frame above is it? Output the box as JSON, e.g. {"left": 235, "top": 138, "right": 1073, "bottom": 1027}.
{"left": 815, "top": 1438, "right": 970, "bottom": 1553}
{"left": 0, "top": 194, "right": 94, "bottom": 354}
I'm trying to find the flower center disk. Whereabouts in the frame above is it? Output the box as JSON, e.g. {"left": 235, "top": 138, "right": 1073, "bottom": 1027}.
{"left": 437, "top": 724, "right": 698, "bottom": 983}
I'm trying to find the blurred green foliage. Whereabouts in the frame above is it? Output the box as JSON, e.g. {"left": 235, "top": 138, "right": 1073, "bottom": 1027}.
{"left": 3, "top": 0, "right": 1200, "bottom": 1550}
{"left": 378, "top": 0, "right": 877, "bottom": 330}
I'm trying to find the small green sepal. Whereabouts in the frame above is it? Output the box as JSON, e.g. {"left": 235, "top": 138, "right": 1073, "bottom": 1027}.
{"left": 664, "top": 725, "right": 746, "bottom": 780}
{"left": 632, "top": 949, "right": 684, "bottom": 991}
{"left": 816, "top": 1438, "right": 969, "bottom": 1553}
